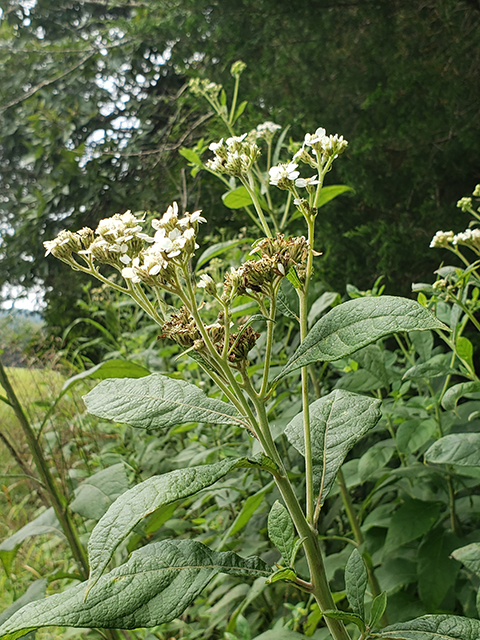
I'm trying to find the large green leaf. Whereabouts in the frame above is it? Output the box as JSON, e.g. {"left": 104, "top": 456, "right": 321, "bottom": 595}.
{"left": 451, "top": 542, "right": 480, "bottom": 577}
{"left": 424, "top": 434, "right": 480, "bottom": 467}
{"left": 0, "top": 540, "right": 270, "bottom": 640}
{"left": 383, "top": 499, "right": 441, "bottom": 557}
{"left": 317, "top": 184, "right": 354, "bottom": 208}
{"left": 87, "top": 457, "right": 260, "bottom": 589}
{"left": 441, "top": 381, "right": 480, "bottom": 411}
{"left": 284, "top": 390, "right": 381, "bottom": 504}
{"left": 378, "top": 614, "right": 480, "bottom": 639}
{"left": 275, "top": 297, "right": 445, "bottom": 381}
{"left": 69, "top": 463, "right": 130, "bottom": 521}
{"left": 417, "top": 528, "right": 460, "bottom": 611}
{"left": 222, "top": 186, "right": 253, "bottom": 209}
{"left": 84, "top": 373, "right": 250, "bottom": 431}
{"left": 0, "top": 579, "right": 47, "bottom": 629}
{"left": 62, "top": 359, "right": 150, "bottom": 392}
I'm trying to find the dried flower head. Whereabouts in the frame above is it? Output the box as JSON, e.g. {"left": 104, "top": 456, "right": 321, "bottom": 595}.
{"left": 161, "top": 307, "right": 202, "bottom": 347}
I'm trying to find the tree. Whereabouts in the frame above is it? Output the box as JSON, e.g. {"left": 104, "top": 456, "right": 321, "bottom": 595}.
{"left": 1, "top": 0, "right": 479, "bottom": 327}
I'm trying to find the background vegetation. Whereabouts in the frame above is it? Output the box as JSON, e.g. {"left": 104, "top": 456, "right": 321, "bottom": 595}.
{"left": 2, "top": 1, "right": 480, "bottom": 639}
{"left": 1, "top": 0, "right": 480, "bottom": 330}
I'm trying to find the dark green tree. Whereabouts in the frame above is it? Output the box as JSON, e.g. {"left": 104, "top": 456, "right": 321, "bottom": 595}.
{"left": 1, "top": 0, "right": 479, "bottom": 327}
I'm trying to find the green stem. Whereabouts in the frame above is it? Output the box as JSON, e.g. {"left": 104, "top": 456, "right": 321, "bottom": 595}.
{"left": 252, "top": 400, "right": 351, "bottom": 640}
{"left": 299, "top": 215, "right": 316, "bottom": 524}
{"left": 229, "top": 75, "right": 240, "bottom": 126}
{"left": 260, "top": 293, "right": 277, "bottom": 398}
{"left": 242, "top": 176, "right": 272, "bottom": 238}
{"left": 337, "top": 470, "right": 388, "bottom": 625}
{"left": 0, "top": 359, "right": 89, "bottom": 579}
{"left": 239, "top": 381, "right": 327, "bottom": 632}
{"left": 446, "top": 470, "right": 460, "bottom": 535}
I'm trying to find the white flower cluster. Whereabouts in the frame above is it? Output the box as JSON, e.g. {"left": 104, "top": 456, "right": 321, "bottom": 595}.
{"left": 206, "top": 134, "right": 261, "bottom": 178}
{"left": 452, "top": 228, "right": 480, "bottom": 249}
{"left": 430, "top": 228, "right": 480, "bottom": 251}
{"left": 304, "top": 127, "right": 348, "bottom": 158}
{"left": 44, "top": 210, "right": 149, "bottom": 267}
{"left": 429, "top": 231, "right": 454, "bottom": 248}
{"left": 121, "top": 202, "right": 206, "bottom": 284}
{"left": 248, "top": 121, "right": 281, "bottom": 144}
{"left": 268, "top": 162, "right": 300, "bottom": 189}
{"left": 44, "top": 204, "right": 207, "bottom": 290}
{"left": 294, "top": 127, "right": 348, "bottom": 167}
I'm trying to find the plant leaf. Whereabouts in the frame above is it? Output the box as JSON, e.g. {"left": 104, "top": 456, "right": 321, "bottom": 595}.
{"left": 345, "top": 548, "right": 367, "bottom": 620}
{"left": 378, "top": 614, "right": 480, "bottom": 639}
{"left": 316, "top": 185, "right": 354, "bottom": 208}
{"left": 87, "top": 457, "right": 260, "bottom": 589}
{"left": 417, "top": 528, "right": 460, "bottom": 611}
{"left": 0, "top": 579, "right": 47, "bottom": 628}
{"left": 84, "top": 373, "right": 250, "bottom": 431}
{"left": 396, "top": 418, "right": 437, "bottom": 455}
{"left": 179, "top": 147, "right": 203, "bottom": 166}
{"left": 323, "top": 610, "right": 365, "bottom": 632}
{"left": 265, "top": 567, "right": 297, "bottom": 584}
{"left": 307, "top": 291, "right": 340, "bottom": 328}
{"left": 451, "top": 542, "right": 480, "bottom": 577}
{"left": 383, "top": 499, "right": 441, "bottom": 557}
{"left": 275, "top": 297, "right": 446, "bottom": 382}
{"left": 424, "top": 433, "right": 480, "bottom": 466}
{"left": 62, "top": 359, "right": 150, "bottom": 392}
{"left": 224, "top": 480, "right": 274, "bottom": 540}
{"left": 358, "top": 440, "right": 396, "bottom": 483}
{"left": 253, "top": 630, "right": 309, "bottom": 640}
{"left": 284, "top": 390, "right": 381, "bottom": 504}
{"left": 222, "top": 186, "right": 253, "bottom": 209}
{"left": 0, "top": 540, "right": 270, "bottom": 640}
{"left": 441, "top": 381, "right": 480, "bottom": 411}
{"left": 369, "top": 591, "right": 387, "bottom": 629}
{"left": 195, "top": 238, "right": 252, "bottom": 271}
{"left": 403, "top": 354, "right": 458, "bottom": 381}
{"left": 268, "top": 501, "right": 296, "bottom": 566}
{"left": 69, "top": 463, "right": 130, "bottom": 521}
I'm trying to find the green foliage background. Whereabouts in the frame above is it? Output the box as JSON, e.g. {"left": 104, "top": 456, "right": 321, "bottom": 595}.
{"left": 1, "top": 0, "right": 480, "bottom": 320}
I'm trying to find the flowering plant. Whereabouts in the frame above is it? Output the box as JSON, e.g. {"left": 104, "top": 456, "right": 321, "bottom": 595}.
{"left": 3, "top": 65, "right": 477, "bottom": 640}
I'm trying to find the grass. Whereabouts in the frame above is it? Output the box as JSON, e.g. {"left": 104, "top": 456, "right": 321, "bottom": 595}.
{"left": 0, "top": 365, "right": 103, "bottom": 639}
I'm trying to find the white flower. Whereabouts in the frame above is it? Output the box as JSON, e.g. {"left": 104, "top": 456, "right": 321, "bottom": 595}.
{"left": 257, "top": 121, "right": 281, "bottom": 134}
{"left": 209, "top": 139, "right": 224, "bottom": 152}
{"left": 226, "top": 133, "right": 247, "bottom": 147}
{"left": 304, "top": 128, "right": 327, "bottom": 147}
{"left": 430, "top": 230, "right": 454, "bottom": 248}
{"left": 453, "top": 229, "right": 480, "bottom": 246}
{"left": 179, "top": 210, "right": 207, "bottom": 227}
{"left": 198, "top": 274, "right": 214, "bottom": 288}
{"left": 269, "top": 162, "right": 300, "bottom": 186}
{"left": 295, "top": 176, "right": 320, "bottom": 188}
{"left": 183, "top": 228, "right": 195, "bottom": 240}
